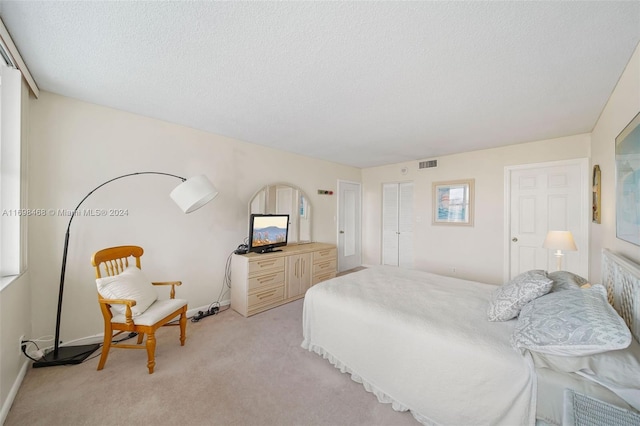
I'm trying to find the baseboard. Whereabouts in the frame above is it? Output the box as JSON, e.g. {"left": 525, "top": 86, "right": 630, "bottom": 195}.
{"left": 187, "top": 299, "right": 230, "bottom": 318}
{"left": 39, "top": 300, "right": 232, "bottom": 352}
{"left": 50, "top": 300, "right": 232, "bottom": 347}
{"left": 61, "top": 333, "right": 104, "bottom": 346}
{"left": 0, "top": 358, "right": 28, "bottom": 425}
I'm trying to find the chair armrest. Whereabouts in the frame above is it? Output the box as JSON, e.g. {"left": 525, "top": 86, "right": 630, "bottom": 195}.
{"left": 99, "top": 297, "right": 136, "bottom": 325}
{"left": 151, "top": 281, "right": 182, "bottom": 299}
{"left": 151, "top": 281, "right": 182, "bottom": 286}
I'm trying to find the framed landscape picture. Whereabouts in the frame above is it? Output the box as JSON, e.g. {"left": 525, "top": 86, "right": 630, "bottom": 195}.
{"left": 616, "top": 111, "right": 640, "bottom": 246}
{"left": 432, "top": 179, "right": 474, "bottom": 226}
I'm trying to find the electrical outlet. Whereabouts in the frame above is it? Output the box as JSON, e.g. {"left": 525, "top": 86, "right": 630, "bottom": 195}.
{"left": 18, "top": 335, "right": 25, "bottom": 356}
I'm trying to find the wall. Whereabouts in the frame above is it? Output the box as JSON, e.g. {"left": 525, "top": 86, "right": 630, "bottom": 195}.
{"left": 27, "top": 91, "right": 360, "bottom": 346}
{"left": 590, "top": 42, "right": 640, "bottom": 278}
{"left": 362, "top": 134, "right": 590, "bottom": 285}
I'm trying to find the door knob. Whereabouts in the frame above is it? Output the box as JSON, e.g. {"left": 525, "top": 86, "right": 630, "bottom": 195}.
{"left": 512, "top": 237, "right": 518, "bottom": 242}
{"left": 339, "top": 230, "right": 344, "bottom": 234}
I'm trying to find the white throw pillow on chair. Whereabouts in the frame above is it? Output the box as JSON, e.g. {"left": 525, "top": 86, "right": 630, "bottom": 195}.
{"left": 96, "top": 266, "right": 158, "bottom": 316}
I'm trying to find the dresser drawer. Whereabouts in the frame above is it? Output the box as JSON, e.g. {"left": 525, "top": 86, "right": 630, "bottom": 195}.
{"left": 313, "top": 259, "right": 336, "bottom": 275}
{"left": 314, "top": 248, "right": 337, "bottom": 263}
{"left": 248, "top": 270, "right": 285, "bottom": 291}
{"left": 248, "top": 256, "right": 285, "bottom": 275}
{"left": 248, "top": 285, "right": 284, "bottom": 308}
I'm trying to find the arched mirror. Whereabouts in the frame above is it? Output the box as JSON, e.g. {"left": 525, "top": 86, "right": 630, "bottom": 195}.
{"left": 249, "top": 183, "right": 311, "bottom": 244}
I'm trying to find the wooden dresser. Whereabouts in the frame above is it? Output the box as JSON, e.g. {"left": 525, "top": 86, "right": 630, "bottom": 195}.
{"left": 230, "top": 242, "right": 337, "bottom": 317}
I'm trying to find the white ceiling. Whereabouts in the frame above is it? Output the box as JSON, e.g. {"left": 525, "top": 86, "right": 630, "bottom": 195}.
{"left": 1, "top": 1, "right": 639, "bottom": 168}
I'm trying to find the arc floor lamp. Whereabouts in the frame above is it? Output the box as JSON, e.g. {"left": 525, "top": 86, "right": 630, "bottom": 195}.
{"left": 33, "top": 172, "right": 218, "bottom": 368}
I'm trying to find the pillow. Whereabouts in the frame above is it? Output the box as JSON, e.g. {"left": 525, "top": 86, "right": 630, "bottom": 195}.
{"left": 487, "top": 270, "right": 553, "bottom": 321}
{"left": 548, "top": 270, "right": 589, "bottom": 292}
{"left": 530, "top": 337, "right": 640, "bottom": 385}
{"left": 531, "top": 338, "right": 640, "bottom": 411}
{"left": 511, "top": 285, "right": 631, "bottom": 356}
{"left": 96, "top": 266, "right": 158, "bottom": 316}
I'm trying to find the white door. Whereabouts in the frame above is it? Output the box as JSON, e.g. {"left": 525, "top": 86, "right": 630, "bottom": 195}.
{"left": 505, "top": 159, "right": 589, "bottom": 280}
{"left": 337, "top": 181, "right": 361, "bottom": 272}
{"left": 382, "top": 182, "right": 414, "bottom": 268}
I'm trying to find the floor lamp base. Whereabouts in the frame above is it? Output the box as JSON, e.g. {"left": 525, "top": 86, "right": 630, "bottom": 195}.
{"left": 32, "top": 344, "right": 101, "bottom": 368}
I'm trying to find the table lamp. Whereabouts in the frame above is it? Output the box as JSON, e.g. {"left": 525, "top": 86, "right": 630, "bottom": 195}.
{"left": 543, "top": 230, "right": 577, "bottom": 271}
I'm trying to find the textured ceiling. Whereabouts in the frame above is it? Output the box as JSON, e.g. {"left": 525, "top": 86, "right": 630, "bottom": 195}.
{"left": 1, "top": 1, "right": 639, "bottom": 168}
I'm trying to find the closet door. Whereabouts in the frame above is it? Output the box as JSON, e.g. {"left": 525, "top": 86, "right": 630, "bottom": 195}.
{"left": 382, "top": 182, "right": 414, "bottom": 267}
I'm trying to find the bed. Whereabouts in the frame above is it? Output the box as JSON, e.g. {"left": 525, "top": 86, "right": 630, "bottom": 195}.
{"left": 301, "top": 249, "right": 640, "bottom": 425}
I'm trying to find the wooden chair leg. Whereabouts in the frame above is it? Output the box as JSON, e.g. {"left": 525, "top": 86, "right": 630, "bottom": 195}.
{"left": 97, "top": 323, "right": 112, "bottom": 371}
{"left": 146, "top": 332, "right": 156, "bottom": 374}
{"left": 137, "top": 333, "right": 144, "bottom": 344}
{"left": 179, "top": 310, "right": 187, "bottom": 346}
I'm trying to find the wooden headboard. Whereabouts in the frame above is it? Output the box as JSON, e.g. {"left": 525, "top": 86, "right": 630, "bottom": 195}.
{"left": 602, "top": 249, "right": 640, "bottom": 342}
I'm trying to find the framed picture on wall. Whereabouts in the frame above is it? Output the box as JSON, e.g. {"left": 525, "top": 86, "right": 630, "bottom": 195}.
{"left": 615, "top": 111, "right": 640, "bottom": 246}
{"left": 432, "top": 179, "right": 474, "bottom": 226}
{"left": 592, "top": 165, "right": 601, "bottom": 224}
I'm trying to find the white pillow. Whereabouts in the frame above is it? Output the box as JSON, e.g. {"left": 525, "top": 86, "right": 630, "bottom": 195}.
{"left": 96, "top": 266, "right": 158, "bottom": 316}
{"left": 512, "top": 285, "right": 631, "bottom": 356}
{"left": 487, "top": 270, "right": 553, "bottom": 321}
{"left": 531, "top": 338, "right": 640, "bottom": 411}
{"left": 531, "top": 337, "right": 640, "bottom": 388}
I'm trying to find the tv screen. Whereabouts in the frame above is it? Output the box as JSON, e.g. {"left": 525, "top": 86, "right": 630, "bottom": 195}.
{"left": 248, "top": 214, "right": 289, "bottom": 253}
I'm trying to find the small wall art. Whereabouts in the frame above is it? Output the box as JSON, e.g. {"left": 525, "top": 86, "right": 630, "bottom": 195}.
{"left": 432, "top": 179, "right": 474, "bottom": 226}
{"left": 592, "top": 165, "right": 601, "bottom": 224}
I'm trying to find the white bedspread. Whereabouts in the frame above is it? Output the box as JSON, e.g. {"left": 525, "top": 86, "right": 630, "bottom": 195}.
{"left": 301, "top": 266, "right": 536, "bottom": 425}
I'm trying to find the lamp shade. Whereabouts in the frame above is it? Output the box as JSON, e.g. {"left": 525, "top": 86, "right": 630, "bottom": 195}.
{"left": 543, "top": 231, "right": 577, "bottom": 251}
{"left": 170, "top": 175, "right": 218, "bottom": 213}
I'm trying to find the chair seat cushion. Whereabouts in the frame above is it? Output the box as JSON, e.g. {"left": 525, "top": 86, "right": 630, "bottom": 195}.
{"left": 96, "top": 266, "right": 158, "bottom": 316}
{"left": 111, "top": 298, "right": 187, "bottom": 326}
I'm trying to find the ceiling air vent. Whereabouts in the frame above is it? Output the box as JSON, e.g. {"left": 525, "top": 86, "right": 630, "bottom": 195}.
{"left": 418, "top": 159, "right": 438, "bottom": 169}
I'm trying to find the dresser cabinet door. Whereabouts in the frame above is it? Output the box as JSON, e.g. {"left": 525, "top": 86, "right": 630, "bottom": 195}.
{"left": 286, "top": 253, "right": 312, "bottom": 298}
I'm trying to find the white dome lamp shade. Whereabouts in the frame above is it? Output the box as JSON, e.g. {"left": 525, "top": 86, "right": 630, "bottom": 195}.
{"left": 170, "top": 175, "right": 219, "bottom": 213}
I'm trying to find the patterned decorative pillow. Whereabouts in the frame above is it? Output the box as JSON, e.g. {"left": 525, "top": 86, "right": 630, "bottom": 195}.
{"left": 511, "top": 285, "right": 631, "bottom": 356}
{"left": 548, "top": 271, "right": 589, "bottom": 292}
{"left": 487, "top": 270, "right": 553, "bottom": 321}
{"left": 96, "top": 266, "right": 158, "bottom": 316}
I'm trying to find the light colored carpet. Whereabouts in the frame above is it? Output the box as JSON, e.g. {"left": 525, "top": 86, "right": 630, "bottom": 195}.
{"left": 5, "top": 299, "right": 417, "bottom": 426}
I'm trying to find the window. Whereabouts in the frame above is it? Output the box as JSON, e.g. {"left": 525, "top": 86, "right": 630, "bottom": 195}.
{"left": 0, "top": 18, "right": 38, "bottom": 287}
{"left": 0, "top": 63, "right": 24, "bottom": 285}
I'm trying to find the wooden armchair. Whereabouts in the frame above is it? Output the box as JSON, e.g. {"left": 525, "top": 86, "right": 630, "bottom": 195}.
{"left": 91, "top": 245, "right": 187, "bottom": 374}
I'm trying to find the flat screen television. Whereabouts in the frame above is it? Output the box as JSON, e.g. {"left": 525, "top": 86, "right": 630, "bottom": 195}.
{"left": 248, "top": 214, "right": 289, "bottom": 253}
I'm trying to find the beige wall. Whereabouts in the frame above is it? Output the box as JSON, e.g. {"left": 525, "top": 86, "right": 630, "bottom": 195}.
{"left": 27, "top": 92, "right": 360, "bottom": 345}
{"left": 362, "top": 134, "right": 590, "bottom": 285}
{"left": 590, "top": 43, "right": 640, "bottom": 277}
